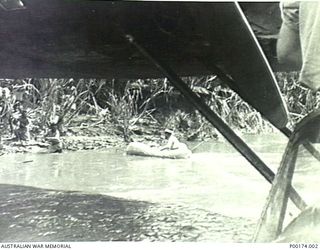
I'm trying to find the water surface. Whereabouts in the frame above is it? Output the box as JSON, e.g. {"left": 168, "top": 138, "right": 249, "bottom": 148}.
{"left": 0, "top": 133, "right": 319, "bottom": 221}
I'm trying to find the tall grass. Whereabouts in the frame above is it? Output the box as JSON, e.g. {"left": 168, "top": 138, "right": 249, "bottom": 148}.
{"left": 276, "top": 72, "right": 320, "bottom": 129}
{"left": 0, "top": 73, "right": 318, "bottom": 143}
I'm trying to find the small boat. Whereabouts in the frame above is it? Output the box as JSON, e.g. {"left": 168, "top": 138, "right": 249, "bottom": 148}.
{"left": 126, "top": 142, "right": 192, "bottom": 159}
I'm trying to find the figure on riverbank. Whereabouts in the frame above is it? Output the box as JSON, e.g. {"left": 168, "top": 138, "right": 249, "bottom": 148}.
{"left": 46, "top": 116, "right": 63, "bottom": 153}
{"left": 12, "top": 104, "right": 30, "bottom": 142}
{"left": 160, "top": 129, "right": 181, "bottom": 151}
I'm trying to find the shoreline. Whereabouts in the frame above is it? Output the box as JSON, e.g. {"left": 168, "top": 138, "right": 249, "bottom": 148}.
{"left": 0, "top": 135, "right": 127, "bottom": 155}
{"left": 0, "top": 129, "right": 282, "bottom": 156}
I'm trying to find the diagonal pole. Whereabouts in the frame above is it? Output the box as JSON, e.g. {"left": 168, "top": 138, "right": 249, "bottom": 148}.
{"left": 125, "top": 34, "right": 307, "bottom": 211}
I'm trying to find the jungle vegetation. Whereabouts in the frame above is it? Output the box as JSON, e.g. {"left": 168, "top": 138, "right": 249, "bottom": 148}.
{"left": 0, "top": 72, "right": 319, "bottom": 144}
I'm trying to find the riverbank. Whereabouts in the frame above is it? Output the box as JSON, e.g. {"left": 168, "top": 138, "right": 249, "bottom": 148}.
{"left": 1, "top": 73, "right": 318, "bottom": 156}
{"left": 0, "top": 124, "right": 276, "bottom": 155}
{"left": 0, "top": 113, "right": 215, "bottom": 155}
{"left": 0, "top": 115, "right": 161, "bottom": 154}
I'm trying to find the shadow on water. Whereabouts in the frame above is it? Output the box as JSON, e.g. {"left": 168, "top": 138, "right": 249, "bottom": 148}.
{"left": 0, "top": 183, "right": 255, "bottom": 242}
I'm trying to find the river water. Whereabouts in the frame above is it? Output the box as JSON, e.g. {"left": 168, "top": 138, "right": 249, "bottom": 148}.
{"left": 0, "top": 133, "right": 319, "bottom": 224}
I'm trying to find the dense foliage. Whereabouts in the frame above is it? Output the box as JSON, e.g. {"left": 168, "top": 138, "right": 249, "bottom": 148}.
{"left": 0, "top": 73, "right": 319, "bottom": 144}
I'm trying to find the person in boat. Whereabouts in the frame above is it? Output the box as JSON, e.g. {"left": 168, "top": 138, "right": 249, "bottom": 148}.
{"left": 160, "top": 129, "right": 180, "bottom": 151}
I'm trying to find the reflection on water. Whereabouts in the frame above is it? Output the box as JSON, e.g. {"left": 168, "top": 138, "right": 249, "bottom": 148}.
{"left": 0, "top": 133, "right": 318, "bottom": 220}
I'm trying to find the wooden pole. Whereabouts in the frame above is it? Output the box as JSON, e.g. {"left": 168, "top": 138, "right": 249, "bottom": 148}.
{"left": 253, "top": 134, "right": 299, "bottom": 242}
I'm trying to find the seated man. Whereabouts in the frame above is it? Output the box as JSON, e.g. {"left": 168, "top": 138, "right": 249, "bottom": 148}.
{"left": 160, "top": 129, "right": 180, "bottom": 151}
{"left": 277, "top": 1, "right": 320, "bottom": 92}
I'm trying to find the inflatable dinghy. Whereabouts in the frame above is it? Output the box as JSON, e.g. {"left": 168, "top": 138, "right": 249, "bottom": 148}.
{"left": 126, "top": 142, "right": 192, "bottom": 159}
